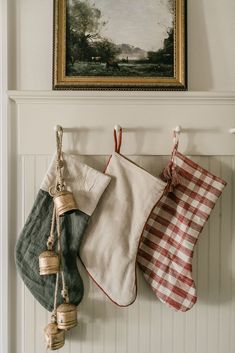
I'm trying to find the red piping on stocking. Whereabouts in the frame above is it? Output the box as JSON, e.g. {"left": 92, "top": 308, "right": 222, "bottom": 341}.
{"left": 79, "top": 185, "right": 168, "bottom": 307}
{"left": 80, "top": 126, "right": 169, "bottom": 307}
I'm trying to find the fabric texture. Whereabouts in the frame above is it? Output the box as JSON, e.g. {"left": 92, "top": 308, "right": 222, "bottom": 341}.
{"left": 80, "top": 152, "right": 166, "bottom": 306}
{"left": 15, "top": 154, "right": 111, "bottom": 312}
{"left": 137, "top": 151, "right": 227, "bottom": 312}
{"left": 41, "top": 153, "right": 111, "bottom": 216}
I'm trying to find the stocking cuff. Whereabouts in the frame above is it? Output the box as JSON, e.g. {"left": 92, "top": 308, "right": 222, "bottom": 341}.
{"left": 41, "top": 153, "right": 111, "bottom": 216}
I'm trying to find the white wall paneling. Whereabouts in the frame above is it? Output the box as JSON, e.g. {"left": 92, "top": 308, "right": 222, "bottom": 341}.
{"left": 0, "top": 0, "right": 9, "bottom": 353}
{"left": 7, "top": 94, "right": 235, "bottom": 353}
{"left": 3, "top": 0, "right": 235, "bottom": 352}
{"left": 6, "top": 92, "right": 235, "bottom": 353}
{"left": 12, "top": 153, "right": 235, "bottom": 353}
{"left": 8, "top": 91, "right": 235, "bottom": 156}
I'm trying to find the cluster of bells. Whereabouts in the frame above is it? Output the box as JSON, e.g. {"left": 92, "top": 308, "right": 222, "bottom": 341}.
{"left": 39, "top": 180, "right": 78, "bottom": 350}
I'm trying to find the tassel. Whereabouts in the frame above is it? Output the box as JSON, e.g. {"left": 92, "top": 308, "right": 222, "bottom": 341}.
{"left": 160, "top": 161, "right": 180, "bottom": 193}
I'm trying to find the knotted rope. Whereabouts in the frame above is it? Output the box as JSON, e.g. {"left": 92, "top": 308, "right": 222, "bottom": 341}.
{"left": 47, "top": 128, "right": 64, "bottom": 249}
{"left": 50, "top": 126, "right": 70, "bottom": 324}
{"left": 47, "top": 206, "right": 56, "bottom": 250}
{"left": 55, "top": 127, "right": 65, "bottom": 192}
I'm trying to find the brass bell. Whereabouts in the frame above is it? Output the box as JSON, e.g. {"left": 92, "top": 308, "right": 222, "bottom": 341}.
{"left": 53, "top": 190, "right": 77, "bottom": 217}
{"left": 44, "top": 322, "right": 65, "bottom": 350}
{"left": 39, "top": 250, "right": 59, "bottom": 275}
{"left": 57, "top": 303, "right": 78, "bottom": 330}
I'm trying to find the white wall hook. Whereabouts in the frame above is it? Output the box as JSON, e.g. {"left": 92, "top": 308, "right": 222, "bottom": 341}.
{"left": 174, "top": 125, "right": 182, "bottom": 134}
{"left": 54, "top": 125, "right": 63, "bottom": 132}
{"left": 114, "top": 124, "right": 121, "bottom": 132}
{"left": 229, "top": 128, "right": 235, "bottom": 134}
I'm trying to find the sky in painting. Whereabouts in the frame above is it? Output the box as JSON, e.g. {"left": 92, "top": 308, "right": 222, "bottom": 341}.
{"left": 93, "top": 0, "right": 174, "bottom": 52}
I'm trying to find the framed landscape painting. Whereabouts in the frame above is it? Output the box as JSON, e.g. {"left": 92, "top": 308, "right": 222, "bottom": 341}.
{"left": 53, "top": 0, "right": 187, "bottom": 90}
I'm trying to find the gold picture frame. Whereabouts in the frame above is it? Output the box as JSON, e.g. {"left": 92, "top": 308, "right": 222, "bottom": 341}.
{"left": 53, "top": 0, "right": 187, "bottom": 90}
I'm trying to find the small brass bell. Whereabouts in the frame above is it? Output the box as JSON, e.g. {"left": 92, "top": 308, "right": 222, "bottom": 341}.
{"left": 44, "top": 322, "right": 65, "bottom": 350}
{"left": 39, "top": 250, "right": 59, "bottom": 275}
{"left": 53, "top": 190, "right": 77, "bottom": 217}
{"left": 57, "top": 303, "right": 78, "bottom": 330}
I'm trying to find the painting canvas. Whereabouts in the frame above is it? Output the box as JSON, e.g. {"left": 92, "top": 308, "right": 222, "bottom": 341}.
{"left": 53, "top": 0, "right": 186, "bottom": 90}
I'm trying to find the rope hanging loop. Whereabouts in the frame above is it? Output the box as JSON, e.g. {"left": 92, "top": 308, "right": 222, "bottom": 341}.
{"left": 51, "top": 126, "right": 78, "bottom": 216}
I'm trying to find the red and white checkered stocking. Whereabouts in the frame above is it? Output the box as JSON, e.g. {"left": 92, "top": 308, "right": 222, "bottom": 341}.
{"left": 138, "top": 134, "right": 226, "bottom": 312}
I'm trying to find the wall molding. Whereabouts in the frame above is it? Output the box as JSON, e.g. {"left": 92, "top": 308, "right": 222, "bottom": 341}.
{"left": 0, "top": 1, "right": 9, "bottom": 353}
{"left": 9, "top": 93, "right": 235, "bottom": 155}
{"left": 8, "top": 90, "right": 235, "bottom": 105}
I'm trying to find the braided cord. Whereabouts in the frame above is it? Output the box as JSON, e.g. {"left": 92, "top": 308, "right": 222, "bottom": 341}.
{"left": 55, "top": 128, "right": 65, "bottom": 191}
{"left": 56, "top": 213, "right": 69, "bottom": 303}
{"left": 46, "top": 205, "right": 56, "bottom": 250}
{"left": 51, "top": 213, "right": 70, "bottom": 322}
{"left": 50, "top": 126, "right": 70, "bottom": 324}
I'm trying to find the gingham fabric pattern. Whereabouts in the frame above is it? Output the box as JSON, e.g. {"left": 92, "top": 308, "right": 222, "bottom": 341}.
{"left": 137, "top": 151, "right": 226, "bottom": 312}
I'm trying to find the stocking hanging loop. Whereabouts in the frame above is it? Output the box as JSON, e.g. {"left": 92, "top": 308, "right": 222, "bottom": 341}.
{"left": 114, "top": 125, "right": 123, "bottom": 153}
{"left": 172, "top": 125, "right": 181, "bottom": 161}
{"left": 51, "top": 125, "right": 77, "bottom": 216}
{"left": 160, "top": 128, "right": 181, "bottom": 192}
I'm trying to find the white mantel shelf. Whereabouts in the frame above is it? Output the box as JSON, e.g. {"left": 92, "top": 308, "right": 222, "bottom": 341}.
{"left": 7, "top": 90, "right": 235, "bottom": 105}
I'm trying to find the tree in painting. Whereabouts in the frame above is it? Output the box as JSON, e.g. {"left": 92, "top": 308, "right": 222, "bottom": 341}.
{"left": 66, "top": 0, "right": 120, "bottom": 72}
{"left": 66, "top": 0, "right": 174, "bottom": 77}
{"left": 66, "top": 1, "right": 104, "bottom": 63}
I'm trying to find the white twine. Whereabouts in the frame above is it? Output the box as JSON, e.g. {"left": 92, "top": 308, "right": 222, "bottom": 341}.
{"left": 56, "top": 213, "right": 69, "bottom": 303}
{"left": 55, "top": 128, "right": 64, "bottom": 191}
{"left": 47, "top": 205, "right": 56, "bottom": 250}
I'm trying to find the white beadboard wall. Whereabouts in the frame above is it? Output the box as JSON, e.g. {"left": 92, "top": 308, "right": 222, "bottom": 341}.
{"left": 14, "top": 153, "right": 235, "bottom": 353}
{"left": 3, "top": 0, "right": 235, "bottom": 352}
